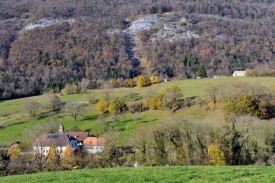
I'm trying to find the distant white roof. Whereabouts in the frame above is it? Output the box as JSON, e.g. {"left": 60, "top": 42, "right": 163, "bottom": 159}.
{"left": 233, "top": 71, "right": 246, "bottom": 77}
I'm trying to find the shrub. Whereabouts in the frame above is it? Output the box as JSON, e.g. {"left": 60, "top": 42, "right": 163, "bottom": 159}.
{"left": 163, "top": 86, "right": 183, "bottom": 110}
{"left": 109, "top": 79, "right": 119, "bottom": 88}
{"left": 150, "top": 76, "right": 160, "bottom": 84}
{"left": 97, "top": 98, "right": 109, "bottom": 113}
{"left": 208, "top": 101, "right": 216, "bottom": 110}
{"left": 149, "top": 93, "right": 164, "bottom": 110}
{"left": 124, "top": 79, "right": 135, "bottom": 88}
{"left": 61, "top": 84, "right": 79, "bottom": 95}
{"left": 8, "top": 147, "right": 21, "bottom": 159}
{"left": 129, "top": 102, "right": 143, "bottom": 113}
{"left": 136, "top": 75, "right": 149, "bottom": 87}
{"left": 224, "top": 95, "right": 259, "bottom": 116}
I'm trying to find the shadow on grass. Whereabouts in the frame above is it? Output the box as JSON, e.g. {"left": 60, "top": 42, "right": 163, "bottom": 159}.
{"left": 0, "top": 121, "right": 26, "bottom": 130}
{"left": 37, "top": 110, "right": 62, "bottom": 120}
{"left": 108, "top": 118, "right": 158, "bottom": 132}
{"left": 84, "top": 128, "right": 92, "bottom": 132}
{"left": 123, "top": 93, "right": 143, "bottom": 101}
{"left": 80, "top": 114, "right": 99, "bottom": 122}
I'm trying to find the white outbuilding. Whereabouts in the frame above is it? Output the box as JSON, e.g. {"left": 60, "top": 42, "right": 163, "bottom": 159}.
{"left": 233, "top": 71, "right": 246, "bottom": 77}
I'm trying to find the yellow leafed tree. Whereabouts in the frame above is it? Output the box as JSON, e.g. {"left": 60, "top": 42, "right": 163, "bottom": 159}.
{"left": 46, "top": 144, "right": 58, "bottom": 164}
{"left": 61, "top": 144, "right": 75, "bottom": 169}
{"left": 8, "top": 147, "right": 21, "bottom": 159}
{"left": 150, "top": 75, "right": 160, "bottom": 84}
{"left": 208, "top": 101, "right": 216, "bottom": 110}
{"left": 97, "top": 97, "right": 109, "bottom": 113}
{"left": 208, "top": 144, "right": 225, "bottom": 165}
{"left": 73, "top": 84, "right": 78, "bottom": 94}
{"left": 136, "top": 75, "right": 149, "bottom": 87}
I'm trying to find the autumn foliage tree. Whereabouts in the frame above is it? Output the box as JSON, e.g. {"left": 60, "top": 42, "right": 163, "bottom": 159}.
{"left": 46, "top": 144, "right": 59, "bottom": 169}
{"left": 108, "top": 98, "right": 128, "bottom": 114}
{"left": 150, "top": 76, "right": 160, "bottom": 84}
{"left": 8, "top": 147, "right": 21, "bottom": 159}
{"left": 109, "top": 79, "right": 119, "bottom": 88}
{"left": 149, "top": 93, "right": 164, "bottom": 110}
{"left": 61, "top": 144, "right": 75, "bottom": 170}
{"left": 97, "top": 97, "right": 109, "bottom": 113}
{"left": 208, "top": 144, "right": 225, "bottom": 166}
{"left": 124, "top": 79, "right": 135, "bottom": 88}
{"left": 136, "top": 75, "right": 149, "bottom": 87}
{"left": 224, "top": 95, "right": 259, "bottom": 116}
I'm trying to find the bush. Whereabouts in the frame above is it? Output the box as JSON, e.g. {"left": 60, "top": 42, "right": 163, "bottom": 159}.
{"left": 136, "top": 75, "right": 149, "bottom": 87}
{"left": 129, "top": 102, "right": 143, "bottom": 113}
{"left": 8, "top": 147, "right": 21, "bottom": 159}
{"left": 108, "top": 98, "right": 128, "bottom": 114}
{"left": 149, "top": 93, "right": 164, "bottom": 110}
{"left": 61, "top": 84, "right": 79, "bottom": 95}
{"left": 224, "top": 95, "right": 259, "bottom": 116}
{"left": 163, "top": 86, "right": 183, "bottom": 110}
{"left": 150, "top": 76, "right": 160, "bottom": 84}
{"left": 109, "top": 79, "right": 119, "bottom": 88}
{"left": 124, "top": 79, "right": 135, "bottom": 88}
{"left": 97, "top": 98, "right": 109, "bottom": 113}
{"left": 208, "top": 101, "right": 216, "bottom": 110}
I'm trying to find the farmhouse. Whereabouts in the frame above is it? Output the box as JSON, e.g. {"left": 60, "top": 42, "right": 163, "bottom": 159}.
{"left": 33, "top": 123, "right": 105, "bottom": 156}
{"left": 233, "top": 71, "right": 246, "bottom": 77}
{"left": 83, "top": 137, "right": 106, "bottom": 154}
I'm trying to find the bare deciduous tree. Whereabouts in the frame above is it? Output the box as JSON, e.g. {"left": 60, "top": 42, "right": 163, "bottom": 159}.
{"left": 64, "top": 101, "right": 85, "bottom": 122}
{"left": 23, "top": 101, "right": 41, "bottom": 119}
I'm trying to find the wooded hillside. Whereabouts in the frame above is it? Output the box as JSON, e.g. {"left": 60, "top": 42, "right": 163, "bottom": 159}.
{"left": 0, "top": 0, "right": 274, "bottom": 99}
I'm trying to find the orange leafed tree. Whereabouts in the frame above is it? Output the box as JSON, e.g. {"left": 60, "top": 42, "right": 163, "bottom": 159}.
{"left": 46, "top": 144, "right": 58, "bottom": 164}
{"left": 61, "top": 144, "right": 75, "bottom": 169}
{"left": 8, "top": 147, "right": 21, "bottom": 159}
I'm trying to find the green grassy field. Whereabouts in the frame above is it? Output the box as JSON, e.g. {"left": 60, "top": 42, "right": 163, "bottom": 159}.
{"left": 1, "top": 166, "right": 275, "bottom": 183}
{"left": 0, "top": 77, "right": 274, "bottom": 146}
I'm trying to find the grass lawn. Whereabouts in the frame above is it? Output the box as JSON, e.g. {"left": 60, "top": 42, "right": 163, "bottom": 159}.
{"left": 0, "top": 77, "right": 274, "bottom": 146}
{"left": 1, "top": 166, "right": 275, "bottom": 183}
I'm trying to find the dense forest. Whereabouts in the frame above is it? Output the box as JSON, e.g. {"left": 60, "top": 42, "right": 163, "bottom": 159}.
{"left": 0, "top": 0, "right": 274, "bottom": 99}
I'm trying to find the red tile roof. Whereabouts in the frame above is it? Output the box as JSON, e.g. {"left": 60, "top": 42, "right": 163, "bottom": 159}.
{"left": 83, "top": 137, "right": 106, "bottom": 146}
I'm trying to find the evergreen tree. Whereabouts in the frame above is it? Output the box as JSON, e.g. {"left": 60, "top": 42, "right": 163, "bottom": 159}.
{"left": 154, "top": 131, "right": 168, "bottom": 165}
{"left": 198, "top": 65, "right": 207, "bottom": 78}
{"left": 231, "top": 123, "right": 242, "bottom": 165}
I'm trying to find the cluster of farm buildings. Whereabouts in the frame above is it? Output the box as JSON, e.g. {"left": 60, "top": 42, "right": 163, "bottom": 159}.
{"left": 33, "top": 124, "right": 106, "bottom": 156}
